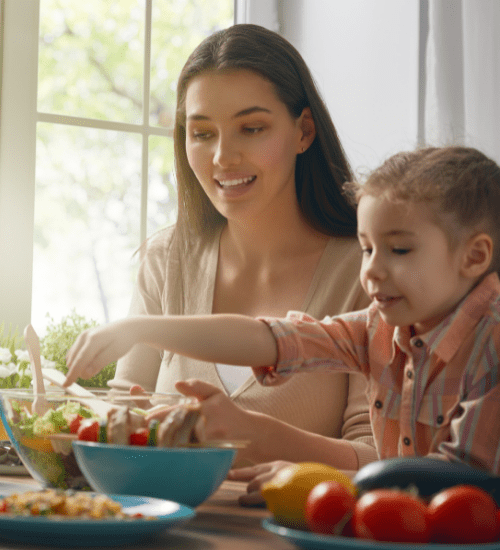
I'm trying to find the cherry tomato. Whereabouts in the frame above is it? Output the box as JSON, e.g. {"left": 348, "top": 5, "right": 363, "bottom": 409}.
{"left": 496, "top": 508, "right": 500, "bottom": 540}
{"left": 428, "top": 485, "right": 498, "bottom": 544}
{"left": 305, "top": 481, "right": 356, "bottom": 535}
{"left": 129, "top": 428, "right": 149, "bottom": 446}
{"left": 497, "top": 509, "right": 500, "bottom": 540}
{"left": 339, "top": 516, "right": 355, "bottom": 538}
{"left": 0, "top": 500, "right": 8, "bottom": 513}
{"left": 77, "top": 419, "right": 99, "bottom": 442}
{"left": 353, "top": 489, "right": 430, "bottom": 543}
{"left": 68, "top": 414, "right": 84, "bottom": 434}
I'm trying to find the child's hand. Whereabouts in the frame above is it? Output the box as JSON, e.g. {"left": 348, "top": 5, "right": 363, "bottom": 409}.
{"left": 227, "top": 461, "right": 295, "bottom": 506}
{"left": 64, "top": 319, "right": 140, "bottom": 386}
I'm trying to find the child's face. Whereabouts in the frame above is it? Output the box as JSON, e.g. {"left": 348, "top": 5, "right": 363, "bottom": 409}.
{"left": 357, "top": 195, "right": 473, "bottom": 334}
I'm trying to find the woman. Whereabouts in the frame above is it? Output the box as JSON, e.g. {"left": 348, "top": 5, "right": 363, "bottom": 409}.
{"left": 109, "top": 24, "right": 377, "bottom": 493}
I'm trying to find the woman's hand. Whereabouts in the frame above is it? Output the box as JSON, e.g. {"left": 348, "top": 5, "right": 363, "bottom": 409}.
{"left": 227, "top": 461, "right": 294, "bottom": 506}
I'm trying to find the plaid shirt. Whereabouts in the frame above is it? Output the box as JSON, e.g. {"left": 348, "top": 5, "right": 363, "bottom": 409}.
{"left": 258, "top": 272, "right": 500, "bottom": 474}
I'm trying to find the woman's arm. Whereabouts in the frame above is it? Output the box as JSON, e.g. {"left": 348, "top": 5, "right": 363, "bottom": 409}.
{"left": 65, "top": 314, "right": 278, "bottom": 386}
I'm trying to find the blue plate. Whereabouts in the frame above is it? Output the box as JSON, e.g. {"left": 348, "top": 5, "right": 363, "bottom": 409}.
{"left": 262, "top": 518, "right": 500, "bottom": 550}
{"left": 0, "top": 494, "right": 195, "bottom": 547}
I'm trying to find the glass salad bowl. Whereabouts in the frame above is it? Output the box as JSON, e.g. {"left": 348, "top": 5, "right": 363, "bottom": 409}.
{"left": 0, "top": 388, "right": 185, "bottom": 489}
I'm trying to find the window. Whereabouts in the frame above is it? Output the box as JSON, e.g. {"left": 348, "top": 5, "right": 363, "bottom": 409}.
{"left": 0, "top": 0, "right": 233, "bottom": 333}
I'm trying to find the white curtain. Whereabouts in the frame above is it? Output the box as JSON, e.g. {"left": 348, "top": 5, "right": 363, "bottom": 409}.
{"left": 425, "top": 0, "right": 500, "bottom": 162}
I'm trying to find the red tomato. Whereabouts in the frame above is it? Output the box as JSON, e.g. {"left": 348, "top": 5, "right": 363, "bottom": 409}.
{"left": 339, "top": 516, "right": 355, "bottom": 538}
{"left": 497, "top": 509, "right": 500, "bottom": 540}
{"left": 428, "top": 485, "right": 498, "bottom": 544}
{"left": 497, "top": 508, "right": 500, "bottom": 541}
{"left": 77, "top": 419, "right": 99, "bottom": 442}
{"left": 0, "top": 500, "right": 8, "bottom": 513}
{"left": 129, "top": 428, "right": 149, "bottom": 446}
{"left": 68, "top": 414, "right": 84, "bottom": 434}
{"left": 305, "top": 481, "right": 356, "bottom": 535}
{"left": 353, "top": 489, "right": 430, "bottom": 543}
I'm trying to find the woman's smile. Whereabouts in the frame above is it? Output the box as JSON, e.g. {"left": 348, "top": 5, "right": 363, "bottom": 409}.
{"left": 215, "top": 174, "right": 257, "bottom": 191}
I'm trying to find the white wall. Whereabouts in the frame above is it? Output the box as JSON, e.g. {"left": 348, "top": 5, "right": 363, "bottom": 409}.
{"left": 279, "top": 0, "right": 420, "bottom": 177}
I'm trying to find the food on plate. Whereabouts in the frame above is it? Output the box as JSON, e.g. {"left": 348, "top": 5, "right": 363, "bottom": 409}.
{"left": 0, "top": 489, "right": 154, "bottom": 519}
{"left": 353, "top": 456, "right": 499, "bottom": 504}
{"left": 261, "top": 462, "right": 356, "bottom": 529}
{"left": 305, "top": 480, "right": 356, "bottom": 535}
{"left": 428, "top": 484, "right": 498, "bottom": 544}
{"left": 352, "top": 488, "right": 430, "bottom": 543}
{"left": 264, "top": 460, "right": 500, "bottom": 545}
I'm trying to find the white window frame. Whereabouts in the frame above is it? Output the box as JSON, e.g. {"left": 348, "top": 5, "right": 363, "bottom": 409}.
{"left": 1, "top": 0, "right": 263, "bottom": 331}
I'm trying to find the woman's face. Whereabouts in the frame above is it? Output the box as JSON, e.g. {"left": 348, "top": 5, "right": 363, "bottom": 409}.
{"left": 184, "top": 69, "right": 305, "bottom": 225}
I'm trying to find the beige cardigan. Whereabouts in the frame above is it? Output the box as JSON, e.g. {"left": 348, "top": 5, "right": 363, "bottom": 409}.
{"left": 110, "top": 225, "right": 377, "bottom": 468}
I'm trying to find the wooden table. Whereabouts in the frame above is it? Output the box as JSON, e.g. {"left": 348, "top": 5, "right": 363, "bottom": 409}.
{"left": 0, "top": 474, "right": 297, "bottom": 549}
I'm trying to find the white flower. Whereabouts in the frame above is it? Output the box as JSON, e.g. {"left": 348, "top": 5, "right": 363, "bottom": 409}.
{"left": 14, "top": 349, "right": 30, "bottom": 363}
{"left": 0, "top": 347, "right": 12, "bottom": 364}
{"left": 5, "top": 362, "right": 17, "bottom": 374}
{"left": 0, "top": 365, "right": 13, "bottom": 378}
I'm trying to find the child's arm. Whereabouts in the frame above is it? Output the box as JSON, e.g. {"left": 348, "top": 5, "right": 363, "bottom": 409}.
{"left": 64, "top": 314, "right": 278, "bottom": 386}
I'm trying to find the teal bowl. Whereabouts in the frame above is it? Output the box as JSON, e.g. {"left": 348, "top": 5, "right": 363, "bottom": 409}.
{"left": 73, "top": 441, "right": 236, "bottom": 507}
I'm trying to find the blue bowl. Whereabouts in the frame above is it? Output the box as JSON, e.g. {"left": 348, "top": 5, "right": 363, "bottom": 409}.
{"left": 73, "top": 441, "right": 236, "bottom": 507}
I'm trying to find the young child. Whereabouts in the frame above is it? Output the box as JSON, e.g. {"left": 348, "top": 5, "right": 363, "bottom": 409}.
{"left": 65, "top": 146, "right": 500, "bottom": 474}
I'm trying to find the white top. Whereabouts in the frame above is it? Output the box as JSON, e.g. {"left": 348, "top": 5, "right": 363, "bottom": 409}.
{"left": 215, "top": 364, "right": 252, "bottom": 395}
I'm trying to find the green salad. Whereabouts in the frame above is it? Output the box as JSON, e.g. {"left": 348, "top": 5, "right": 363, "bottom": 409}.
{"left": 3, "top": 399, "right": 99, "bottom": 490}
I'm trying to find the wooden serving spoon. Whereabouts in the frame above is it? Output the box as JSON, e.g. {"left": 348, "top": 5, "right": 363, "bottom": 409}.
{"left": 41, "top": 368, "right": 116, "bottom": 418}
{"left": 23, "top": 324, "right": 50, "bottom": 416}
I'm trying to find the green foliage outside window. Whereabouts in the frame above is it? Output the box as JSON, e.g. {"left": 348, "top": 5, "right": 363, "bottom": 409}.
{"left": 0, "top": 312, "right": 116, "bottom": 389}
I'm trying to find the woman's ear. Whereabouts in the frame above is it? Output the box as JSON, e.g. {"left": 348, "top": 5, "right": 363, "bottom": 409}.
{"left": 460, "top": 232, "right": 493, "bottom": 279}
{"left": 297, "top": 107, "right": 316, "bottom": 153}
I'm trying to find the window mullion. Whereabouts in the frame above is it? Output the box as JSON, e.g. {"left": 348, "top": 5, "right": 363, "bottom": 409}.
{"left": 140, "top": 0, "right": 153, "bottom": 246}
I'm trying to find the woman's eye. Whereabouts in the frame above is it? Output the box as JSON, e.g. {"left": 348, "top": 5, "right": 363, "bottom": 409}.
{"left": 392, "top": 248, "right": 411, "bottom": 255}
{"left": 243, "top": 126, "right": 264, "bottom": 135}
{"left": 191, "top": 131, "right": 213, "bottom": 141}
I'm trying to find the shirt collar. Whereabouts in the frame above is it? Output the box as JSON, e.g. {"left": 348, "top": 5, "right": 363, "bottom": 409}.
{"left": 410, "top": 273, "right": 500, "bottom": 362}
{"left": 370, "top": 273, "right": 500, "bottom": 363}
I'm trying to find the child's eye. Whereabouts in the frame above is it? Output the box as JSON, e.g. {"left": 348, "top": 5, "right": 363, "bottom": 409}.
{"left": 392, "top": 248, "right": 411, "bottom": 255}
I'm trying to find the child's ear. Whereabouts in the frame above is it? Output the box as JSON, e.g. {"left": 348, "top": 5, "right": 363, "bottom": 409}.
{"left": 297, "top": 107, "right": 316, "bottom": 154}
{"left": 460, "top": 232, "right": 493, "bottom": 278}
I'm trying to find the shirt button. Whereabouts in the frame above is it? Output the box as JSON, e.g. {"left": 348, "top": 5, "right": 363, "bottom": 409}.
{"left": 436, "top": 415, "right": 444, "bottom": 425}
{"left": 407, "top": 370, "right": 413, "bottom": 379}
{"left": 403, "top": 437, "right": 411, "bottom": 446}
{"left": 374, "top": 400, "right": 383, "bottom": 409}
{"left": 414, "top": 339, "right": 424, "bottom": 348}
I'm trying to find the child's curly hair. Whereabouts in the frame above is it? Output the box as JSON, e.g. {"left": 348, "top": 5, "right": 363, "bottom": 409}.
{"left": 344, "top": 146, "right": 500, "bottom": 273}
